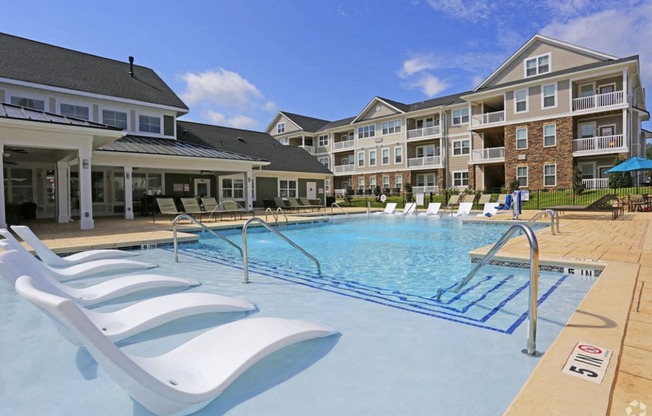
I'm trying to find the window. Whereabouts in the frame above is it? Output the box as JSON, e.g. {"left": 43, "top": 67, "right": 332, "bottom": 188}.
{"left": 417, "top": 174, "right": 436, "bottom": 188}
{"left": 102, "top": 110, "right": 128, "bottom": 129}
{"left": 515, "top": 89, "right": 528, "bottom": 113}
{"left": 279, "top": 137, "right": 288, "bottom": 145}
{"left": 543, "top": 124, "right": 556, "bottom": 147}
{"left": 91, "top": 172, "right": 104, "bottom": 203}
{"left": 11, "top": 96, "right": 45, "bottom": 110}
{"left": 60, "top": 103, "right": 89, "bottom": 120}
{"left": 381, "top": 119, "right": 402, "bottom": 135}
{"left": 358, "top": 177, "right": 365, "bottom": 190}
{"left": 357, "top": 124, "right": 376, "bottom": 139}
{"left": 369, "top": 149, "right": 377, "bottom": 166}
{"left": 139, "top": 115, "right": 161, "bottom": 133}
{"left": 279, "top": 180, "right": 296, "bottom": 198}
{"left": 318, "top": 134, "right": 329, "bottom": 147}
{"left": 132, "top": 173, "right": 162, "bottom": 199}
{"left": 452, "top": 140, "right": 470, "bottom": 156}
{"left": 382, "top": 176, "right": 390, "bottom": 189}
{"left": 525, "top": 54, "right": 550, "bottom": 77}
{"left": 544, "top": 164, "right": 556, "bottom": 187}
{"left": 516, "top": 166, "right": 528, "bottom": 187}
{"left": 394, "top": 146, "right": 403, "bottom": 163}
{"left": 357, "top": 151, "right": 365, "bottom": 167}
{"left": 417, "top": 145, "right": 435, "bottom": 158}
{"left": 277, "top": 122, "right": 285, "bottom": 134}
{"left": 222, "top": 178, "right": 244, "bottom": 199}
{"left": 416, "top": 117, "right": 435, "bottom": 128}
{"left": 324, "top": 179, "right": 330, "bottom": 193}
{"left": 382, "top": 148, "right": 389, "bottom": 165}
{"left": 516, "top": 127, "right": 528, "bottom": 149}
{"left": 579, "top": 123, "right": 595, "bottom": 138}
{"left": 395, "top": 175, "right": 403, "bottom": 190}
{"left": 8, "top": 168, "right": 33, "bottom": 203}
{"left": 542, "top": 84, "right": 556, "bottom": 108}
{"left": 318, "top": 156, "right": 330, "bottom": 168}
{"left": 453, "top": 171, "right": 468, "bottom": 187}
{"left": 370, "top": 177, "right": 376, "bottom": 189}
{"left": 452, "top": 108, "right": 469, "bottom": 125}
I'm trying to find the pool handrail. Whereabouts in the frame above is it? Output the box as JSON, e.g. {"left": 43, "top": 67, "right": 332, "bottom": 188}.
{"left": 526, "top": 209, "right": 559, "bottom": 235}
{"left": 438, "top": 223, "right": 540, "bottom": 356}
{"left": 171, "top": 214, "right": 243, "bottom": 263}
{"left": 242, "top": 217, "right": 321, "bottom": 284}
{"left": 264, "top": 207, "right": 289, "bottom": 225}
{"left": 330, "top": 202, "right": 349, "bottom": 217}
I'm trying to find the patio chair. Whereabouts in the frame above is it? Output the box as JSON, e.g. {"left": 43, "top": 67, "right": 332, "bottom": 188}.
{"left": 0, "top": 229, "right": 156, "bottom": 280}
{"left": 299, "top": 197, "right": 320, "bottom": 211}
{"left": 10, "top": 225, "right": 139, "bottom": 267}
{"left": 373, "top": 202, "right": 397, "bottom": 215}
{"left": 451, "top": 202, "right": 473, "bottom": 217}
{"left": 396, "top": 202, "right": 417, "bottom": 216}
{"left": 200, "top": 197, "right": 220, "bottom": 221}
{"left": 222, "top": 200, "right": 247, "bottom": 220}
{"left": 476, "top": 202, "right": 499, "bottom": 217}
{"left": 274, "top": 197, "right": 295, "bottom": 211}
{"left": 287, "top": 198, "right": 312, "bottom": 212}
{"left": 180, "top": 197, "right": 204, "bottom": 220}
{"left": 461, "top": 193, "right": 477, "bottom": 204}
{"left": 0, "top": 247, "right": 200, "bottom": 305}
{"left": 154, "top": 197, "right": 182, "bottom": 222}
{"left": 476, "top": 194, "right": 492, "bottom": 209}
{"left": 15, "top": 274, "right": 336, "bottom": 416}
{"left": 418, "top": 202, "right": 441, "bottom": 216}
{"left": 446, "top": 194, "right": 460, "bottom": 209}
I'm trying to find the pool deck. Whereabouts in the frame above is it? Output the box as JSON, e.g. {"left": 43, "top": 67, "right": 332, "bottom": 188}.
{"left": 9, "top": 208, "right": 652, "bottom": 415}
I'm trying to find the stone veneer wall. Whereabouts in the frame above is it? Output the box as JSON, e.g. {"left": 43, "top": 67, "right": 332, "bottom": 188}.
{"left": 352, "top": 171, "right": 412, "bottom": 192}
{"left": 504, "top": 116, "right": 574, "bottom": 190}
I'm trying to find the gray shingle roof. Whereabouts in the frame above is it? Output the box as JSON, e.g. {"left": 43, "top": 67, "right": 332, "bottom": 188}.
{"left": 0, "top": 102, "right": 120, "bottom": 130}
{"left": 177, "top": 121, "right": 332, "bottom": 174}
{"left": 0, "top": 33, "right": 188, "bottom": 111}
{"left": 280, "top": 111, "right": 330, "bottom": 132}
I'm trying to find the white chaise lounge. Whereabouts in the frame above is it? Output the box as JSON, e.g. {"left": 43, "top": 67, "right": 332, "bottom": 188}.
{"left": 396, "top": 202, "right": 417, "bottom": 216}
{"left": 11, "top": 225, "right": 139, "bottom": 266}
{"left": 451, "top": 202, "right": 473, "bottom": 217}
{"left": 419, "top": 202, "right": 441, "bottom": 216}
{"left": 373, "top": 202, "right": 397, "bottom": 214}
{"left": 476, "top": 202, "right": 499, "bottom": 217}
{"left": 15, "top": 274, "right": 337, "bottom": 416}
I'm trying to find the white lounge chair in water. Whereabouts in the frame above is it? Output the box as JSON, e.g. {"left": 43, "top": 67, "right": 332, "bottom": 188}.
{"left": 15, "top": 274, "right": 337, "bottom": 416}
{"left": 0, "top": 248, "right": 200, "bottom": 305}
{"left": 476, "top": 202, "right": 499, "bottom": 217}
{"left": 451, "top": 202, "right": 473, "bottom": 217}
{"left": 419, "top": 202, "right": 441, "bottom": 216}
{"left": 373, "top": 202, "right": 397, "bottom": 214}
{"left": 10, "top": 225, "right": 139, "bottom": 266}
{"left": 396, "top": 202, "right": 417, "bottom": 216}
{"left": 0, "top": 229, "right": 156, "bottom": 280}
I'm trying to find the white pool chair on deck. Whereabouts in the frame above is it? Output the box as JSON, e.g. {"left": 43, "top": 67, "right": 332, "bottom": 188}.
{"left": 476, "top": 203, "right": 499, "bottom": 217}
{"left": 419, "top": 202, "right": 441, "bottom": 216}
{"left": 0, "top": 229, "right": 156, "bottom": 280}
{"left": 0, "top": 248, "right": 200, "bottom": 306}
{"left": 15, "top": 274, "right": 337, "bottom": 416}
{"left": 451, "top": 202, "right": 473, "bottom": 217}
{"left": 373, "top": 202, "right": 397, "bottom": 215}
{"left": 10, "top": 225, "right": 139, "bottom": 267}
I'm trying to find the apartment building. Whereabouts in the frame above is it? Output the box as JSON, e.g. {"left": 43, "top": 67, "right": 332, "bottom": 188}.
{"left": 267, "top": 34, "right": 649, "bottom": 196}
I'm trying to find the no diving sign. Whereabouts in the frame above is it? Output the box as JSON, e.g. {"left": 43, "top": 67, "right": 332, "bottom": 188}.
{"left": 562, "top": 342, "right": 612, "bottom": 384}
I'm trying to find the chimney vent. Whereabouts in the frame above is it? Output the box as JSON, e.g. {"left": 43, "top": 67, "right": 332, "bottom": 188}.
{"left": 128, "top": 56, "right": 134, "bottom": 77}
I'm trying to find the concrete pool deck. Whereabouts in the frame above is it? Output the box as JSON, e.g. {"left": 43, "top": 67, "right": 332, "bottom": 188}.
{"left": 7, "top": 209, "right": 652, "bottom": 415}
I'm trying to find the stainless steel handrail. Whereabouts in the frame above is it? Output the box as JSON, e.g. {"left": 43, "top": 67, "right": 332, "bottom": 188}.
{"left": 330, "top": 202, "right": 349, "bottom": 216}
{"left": 526, "top": 209, "right": 559, "bottom": 235}
{"left": 264, "top": 207, "right": 277, "bottom": 223}
{"left": 264, "top": 207, "right": 289, "bottom": 225}
{"left": 437, "top": 223, "right": 540, "bottom": 356}
{"left": 171, "top": 214, "right": 243, "bottom": 263}
{"left": 242, "top": 217, "right": 321, "bottom": 283}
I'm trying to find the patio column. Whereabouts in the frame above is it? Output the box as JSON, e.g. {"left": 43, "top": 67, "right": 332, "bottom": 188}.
{"left": 56, "top": 161, "right": 70, "bottom": 223}
{"left": 78, "top": 146, "right": 94, "bottom": 230}
{"left": 124, "top": 165, "right": 134, "bottom": 220}
{"left": 0, "top": 144, "right": 6, "bottom": 228}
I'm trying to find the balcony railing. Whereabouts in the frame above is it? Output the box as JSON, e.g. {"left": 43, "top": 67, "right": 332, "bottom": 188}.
{"left": 333, "top": 164, "right": 355, "bottom": 173}
{"left": 471, "top": 110, "right": 505, "bottom": 127}
{"left": 299, "top": 145, "right": 315, "bottom": 154}
{"left": 582, "top": 178, "right": 609, "bottom": 190}
{"left": 407, "top": 155, "right": 443, "bottom": 168}
{"left": 572, "top": 134, "right": 626, "bottom": 155}
{"left": 572, "top": 91, "right": 624, "bottom": 112}
{"left": 407, "top": 125, "right": 440, "bottom": 139}
{"left": 334, "top": 140, "right": 355, "bottom": 150}
{"left": 412, "top": 185, "right": 439, "bottom": 194}
{"left": 470, "top": 147, "right": 505, "bottom": 163}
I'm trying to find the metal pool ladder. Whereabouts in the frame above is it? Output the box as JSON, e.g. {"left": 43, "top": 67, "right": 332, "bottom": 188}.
{"left": 437, "top": 223, "right": 541, "bottom": 356}
{"left": 242, "top": 217, "right": 321, "bottom": 283}
{"left": 526, "top": 209, "right": 560, "bottom": 235}
{"left": 171, "top": 214, "right": 243, "bottom": 262}
{"left": 330, "top": 202, "right": 349, "bottom": 216}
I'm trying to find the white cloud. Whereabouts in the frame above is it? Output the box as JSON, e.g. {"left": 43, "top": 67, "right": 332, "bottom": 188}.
{"left": 425, "top": 0, "right": 495, "bottom": 22}
{"left": 263, "top": 100, "right": 277, "bottom": 111}
{"left": 408, "top": 74, "right": 449, "bottom": 97}
{"left": 179, "top": 69, "right": 262, "bottom": 109}
{"left": 201, "top": 110, "right": 259, "bottom": 130}
{"left": 398, "top": 54, "right": 438, "bottom": 78}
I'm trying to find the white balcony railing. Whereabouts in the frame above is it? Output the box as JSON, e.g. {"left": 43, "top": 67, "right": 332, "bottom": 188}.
{"left": 407, "top": 125, "right": 440, "bottom": 139}
{"left": 582, "top": 178, "right": 609, "bottom": 190}
{"left": 333, "top": 164, "right": 355, "bottom": 173}
{"left": 572, "top": 134, "right": 626, "bottom": 155}
{"left": 412, "top": 185, "right": 440, "bottom": 194}
{"left": 334, "top": 140, "right": 355, "bottom": 150}
{"left": 407, "top": 155, "right": 444, "bottom": 168}
{"left": 471, "top": 110, "right": 505, "bottom": 127}
{"left": 470, "top": 147, "right": 505, "bottom": 163}
{"left": 572, "top": 91, "right": 624, "bottom": 112}
{"left": 299, "top": 145, "right": 315, "bottom": 154}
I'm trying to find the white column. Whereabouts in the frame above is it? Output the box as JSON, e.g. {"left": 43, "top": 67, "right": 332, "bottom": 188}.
{"left": 78, "top": 147, "right": 94, "bottom": 230}
{"left": 0, "top": 145, "right": 6, "bottom": 228}
{"left": 56, "top": 161, "right": 70, "bottom": 223}
{"left": 124, "top": 165, "right": 134, "bottom": 220}
{"left": 623, "top": 109, "right": 629, "bottom": 151}
{"left": 244, "top": 170, "right": 254, "bottom": 211}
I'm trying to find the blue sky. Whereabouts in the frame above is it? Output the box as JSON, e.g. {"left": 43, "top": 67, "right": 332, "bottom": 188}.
{"left": 2, "top": 0, "right": 652, "bottom": 132}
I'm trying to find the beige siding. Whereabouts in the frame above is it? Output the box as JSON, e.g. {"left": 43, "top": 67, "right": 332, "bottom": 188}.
{"left": 358, "top": 102, "right": 401, "bottom": 121}
{"left": 278, "top": 114, "right": 302, "bottom": 135}
{"left": 505, "top": 79, "right": 571, "bottom": 120}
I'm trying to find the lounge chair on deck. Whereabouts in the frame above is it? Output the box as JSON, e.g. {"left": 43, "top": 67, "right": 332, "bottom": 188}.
{"left": 180, "top": 197, "right": 204, "bottom": 220}
{"left": 544, "top": 193, "right": 623, "bottom": 220}
{"left": 418, "top": 202, "right": 441, "bottom": 216}
{"left": 154, "top": 198, "right": 182, "bottom": 222}
{"left": 221, "top": 200, "right": 247, "bottom": 220}
{"left": 476, "top": 194, "right": 492, "bottom": 209}
{"left": 10, "top": 225, "right": 139, "bottom": 267}
{"left": 476, "top": 202, "right": 499, "bottom": 217}
{"left": 461, "top": 193, "right": 476, "bottom": 204}
{"left": 200, "top": 197, "right": 220, "bottom": 221}
{"left": 0, "top": 230, "right": 156, "bottom": 280}
{"left": 299, "top": 197, "right": 320, "bottom": 211}
{"left": 0, "top": 248, "right": 199, "bottom": 305}
{"left": 446, "top": 194, "right": 460, "bottom": 210}
{"left": 373, "top": 202, "right": 397, "bottom": 215}
{"left": 274, "top": 197, "right": 295, "bottom": 211}
{"left": 451, "top": 202, "right": 473, "bottom": 217}
{"left": 288, "top": 198, "right": 313, "bottom": 212}
{"left": 15, "top": 274, "right": 337, "bottom": 416}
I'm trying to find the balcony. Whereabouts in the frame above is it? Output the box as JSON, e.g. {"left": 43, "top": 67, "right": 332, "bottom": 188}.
{"left": 412, "top": 185, "right": 439, "bottom": 194}
{"left": 407, "top": 155, "right": 444, "bottom": 169}
{"left": 582, "top": 178, "right": 608, "bottom": 190}
{"left": 333, "top": 164, "right": 355, "bottom": 173}
{"left": 471, "top": 110, "right": 505, "bottom": 128}
{"left": 299, "top": 145, "right": 315, "bottom": 154}
{"left": 572, "top": 134, "right": 626, "bottom": 156}
{"left": 407, "top": 125, "right": 440, "bottom": 140}
{"left": 334, "top": 140, "right": 355, "bottom": 150}
{"left": 572, "top": 91, "right": 624, "bottom": 112}
{"left": 470, "top": 147, "right": 505, "bottom": 163}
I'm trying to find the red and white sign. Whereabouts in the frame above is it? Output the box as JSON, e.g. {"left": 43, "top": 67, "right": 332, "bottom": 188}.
{"left": 562, "top": 342, "right": 612, "bottom": 384}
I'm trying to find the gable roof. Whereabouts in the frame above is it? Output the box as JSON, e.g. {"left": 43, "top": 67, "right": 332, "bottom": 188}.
{"left": 177, "top": 120, "right": 332, "bottom": 174}
{"left": 352, "top": 97, "right": 408, "bottom": 124}
{"left": 0, "top": 33, "right": 188, "bottom": 112}
{"left": 278, "top": 111, "right": 330, "bottom": 133}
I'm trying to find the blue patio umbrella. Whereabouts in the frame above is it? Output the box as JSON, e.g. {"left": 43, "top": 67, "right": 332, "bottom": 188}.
{"left": 606, "top": 156, "right": 652, "bottom": 173}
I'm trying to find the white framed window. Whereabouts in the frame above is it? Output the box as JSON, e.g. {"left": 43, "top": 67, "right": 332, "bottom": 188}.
{"left": 358, "top": 177, "right": 365, "bottom": 190}
{"left": 416, "top": 117, "right": 435, "bottom": 128}
{"left": 394, "top": 146, "right": 403, "bottom": 163}
{"left": 395, "top": 175, "right": 403, "bottom": 190}
{"left": 10, "top": 96, "right": 45, "bottom": 110}
{"left": 324, "top": 179, "right": 330, "bottom": 193}
{"left": 222, "top": 178, "right": 245, "bottom": 199}
{"left": 579, "top": 122, "right": 596, "bottom": 138}
{"left": 382, "top": 148, "right": 389, "bottom": 165}
{"left": 370, "top": 177, "right": 376, "bottom": 189}
{"left": 279, "top": 179, "right": 297, "bottom": 198}
{"left": 357, "top": 151, "right": 365, "bottom": 167}
{"left": 318, "top": 156, "right": 330, "bottom": 168}
{"left": 381, "top": 119, "right": 402, "bottom": 135}
{"left": 382, "top": 176, "right": 390, "bottom": 189}
{"left": 318, "top": 134, "right": 329, "bottom": 147}
{"left": 542, "top": 83, "right": 556, "bottom": 108}
{"left": 60, "top": 103, "right": 89, "bottom": 120}
{"left": 543, "top": 124, "right": 556, "bottom": 147}
{"left": 279, "top": 137, "right": 288, "bottom": 145}
{"left": 452, "top": 140, "right": 470, "bottom": 156}
{"left": 515, "top": 89, "right": 528, "bottom": 113}
{"left": 417, "top": 144, "right": 435, "bottom": 158}
{"left": 277, "top": 122, "right": 285, "bottom": 134}
{"left": 525, "top": 53, "right": 550, "bottom": 77}
{"left": 357, "top": 124, "right": 376, "bottom": 139}
{"left": 139, "top": 114, "right": 161, "bottom": 134}
{"left": 417, "top": 174, "right": 436, "bottom": 188}
{"left": 516, "top": 166, "right": 528, "bottom": 187}
{"left": 453, "top": 171, "right": 468, "bottom": 187}
{"left": 516, "top": 127, "right": 528, "bottom": 149}
{"left": 452, "top": 108, "right": 469, "bottom": 125}
{"left": 132, "top": 172, "right": 163, "bottom": 199}
{"left": 544, "top": 164, "right": 556, "bottom": 187}
{"left": 369, "top": 149, "right": 377, "bottom": 166}
{"left": 102, "top": 109, "right": 128, "bottom": 129}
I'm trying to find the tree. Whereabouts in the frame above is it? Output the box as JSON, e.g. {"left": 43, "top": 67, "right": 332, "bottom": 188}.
{"left": 608, "top": 155, "right": 633, "bottom": 188}
{"left": 571, "top": 167, "right": 585, "bottom": 195}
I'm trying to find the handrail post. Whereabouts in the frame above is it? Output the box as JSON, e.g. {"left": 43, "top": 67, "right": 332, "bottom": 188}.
{"left": 171, "top": 214, "right": 243, "bottom": 264}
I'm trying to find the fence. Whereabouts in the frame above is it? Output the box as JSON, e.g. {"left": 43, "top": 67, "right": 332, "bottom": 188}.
{"left": 519, "top": 186, "right": 652, "bottom": 210}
